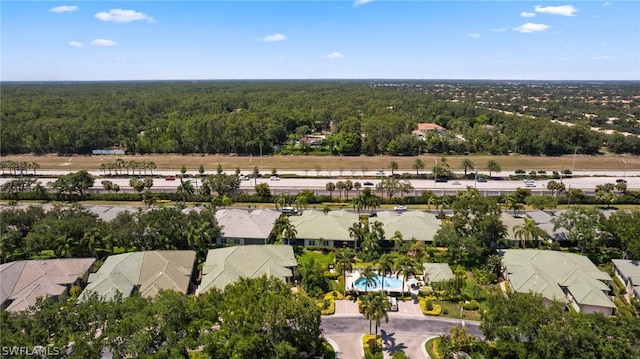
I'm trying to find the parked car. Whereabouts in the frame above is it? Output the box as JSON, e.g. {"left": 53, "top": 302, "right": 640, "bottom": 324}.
{"left": 164, "top": 176, "right": 176, "bottom": 181}
{"left": 270, "top": 176, "right": 280, "bottom": 181}
{"left": 363, "top": 181, "right": 374, "bottom": 186}
{"left": 393, "top": 205, "right": 406, "bottom": 212}
{"left": 281, "top": 207, "right": 298, "bottom": 214}
{"left": 388, "top": 297, "right": 398, "bottom": 312}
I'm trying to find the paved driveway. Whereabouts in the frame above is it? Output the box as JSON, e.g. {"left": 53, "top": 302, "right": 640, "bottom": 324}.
{"left": 322, "top": 299, "right": 482, "bottom": 359}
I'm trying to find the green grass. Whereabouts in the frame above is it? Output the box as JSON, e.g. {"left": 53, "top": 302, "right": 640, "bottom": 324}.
{"left": 435, "top": 300, "right": 482, "bottom": 321}
{"left": 297, "top": 250, "right": 335, "bottom": 268}
{"left": 425, "top": 337, "right": 441, "bottom": 359}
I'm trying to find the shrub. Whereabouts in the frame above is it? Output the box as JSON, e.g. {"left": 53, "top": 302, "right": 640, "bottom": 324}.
{"left": 324, "top": 271, "right": 341, "bottom": 280}
{"left": 419, "top": 297, "right": 442, "bottom": 316}
{"left": 442, "top": 308, "right": 449, "bottom": 315}
{"left": 463, "top": 300, "right": 480, "bottom": 311}
{"left": 391, "top": 351, "right": 410, "bottom": 359}
{"left": 318, "top": 297, "right": 335, "bottom": 315}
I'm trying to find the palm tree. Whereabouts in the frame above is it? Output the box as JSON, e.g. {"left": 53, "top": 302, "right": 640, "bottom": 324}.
{"left": 274, "top": 193, "right": 288, "bottom": 210}
{"left": 361, "top": 265, "right": 377, "bottom": 294}
{"left": 486, "top": 160, "right": 502, "bottom": 177}
{"left": 412, "top": 158, "right": 425, "bottom": 175}
{"left": 295, "top": 193, "right": 309, "bottom": 210}
{"left": 461, "top": 158, "right": 475, "bottom": 177}
{"left": 513, "top": 218, "right": 547, "bottom": 248}
{"left": 390, "top": 230, "right": 404, "bottom": 251}
{"left": 325, "top": 182, "right": 336, "bottom": 199}
{"left": 396, "top": 255, "right": 417, "bottom": 298}
{"left": 352, "top": 195, "right": 366, "bottom": 214}
{"left": 282, "top": 218, "right": 297, "bottom": 245}
{"left": 30, "top": 162, "right": 40, "bottom": 176}
{"left": 349, "top": 222, "right": 366, "bottom": 249}
{"left": 368, "top": 292, "right": 390, "bottom": 338}
{"left": 343, "top": 180, "right": 354, "bottom": 200}
{"left": 390, "top": 161, "right": 399, "bottom": 175}
{"left": 377, "top": 254, "right": 394, "bottom": 292}
{"left": 335, "top": 248, "right": 356, "bottom": 291}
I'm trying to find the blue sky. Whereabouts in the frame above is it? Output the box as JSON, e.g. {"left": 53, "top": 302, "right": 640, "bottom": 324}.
{"left": 2, "top": 1, "right": 639, "bottom": 81}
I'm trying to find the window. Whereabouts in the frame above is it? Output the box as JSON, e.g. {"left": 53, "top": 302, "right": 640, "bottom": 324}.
{"left": 322, "top": 240, "right": 330, "bottom": 247}
{"left": 220, "top": 238, "right": 227, "bottom": 245}
{"left": 308, "top": 240, "right": 316, "bottom": 246}
{"left": 233, "top": 238, "right": 241, "bottom": 245}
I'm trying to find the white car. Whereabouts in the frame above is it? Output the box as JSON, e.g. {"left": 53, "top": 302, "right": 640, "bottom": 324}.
{"left": 270, "top": 176, "right": 280, "bottom": 181}
{"left": 393, "top": 205, "right": 406, "bottom": 212}
{"left": 375, "top": 170, "right": 385, "bottom": 175}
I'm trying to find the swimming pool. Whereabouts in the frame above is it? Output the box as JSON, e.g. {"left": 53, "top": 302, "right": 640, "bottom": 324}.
{"left": 353, "top": 275, "right": 404, "bottom": 292}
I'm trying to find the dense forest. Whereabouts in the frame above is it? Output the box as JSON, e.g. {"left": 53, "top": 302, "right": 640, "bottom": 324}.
{"left": 2, "top": 81, "right": 639, "bottom": 156}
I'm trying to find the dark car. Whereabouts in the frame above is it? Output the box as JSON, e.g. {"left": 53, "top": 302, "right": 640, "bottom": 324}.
{"left": 164, "top": 176, "right": 176, "bottom": 181}
{"left": 477, "top": 178, "right": 487, "bottom": 182}
{"left": 616, "top": 178, "right": 627, "bottom": 183}
{"left": 363, "top": 181, "right": 374, "bottom": 186}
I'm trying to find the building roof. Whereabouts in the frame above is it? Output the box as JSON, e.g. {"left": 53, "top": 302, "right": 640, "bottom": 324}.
{"left": 198, "top": 245, "right": 297, "bottom": 293}
{"left": 416, "top": 123, "right": 445, "bottom": 132}
{"left": 376, "top": 210, "right": 441, "bottom": 242}
{"left": 524, "top": 210, "right": 568, "bottom": 240}
{"left": 289, "top": 210, "right": 360, "bottom": 241}
{"left": 612, "top": 259, "right": 640, "bottom": 292}
{"left": 215, "top": 208, "right": 280, "bottom": 239}
{"left": 422, "top": 263, "right": 454, "bottom": 283}
{"left": 500, "top": 213, "right": 526, "bottom": 241}
{"left": 1, "top": 258, "right": 95, "bottom": 312}
{"left": 79, "top": 250, "right": 195, "bottom": 301}
{"left": 502, "top": 249, "right": 614, "bottom": 308}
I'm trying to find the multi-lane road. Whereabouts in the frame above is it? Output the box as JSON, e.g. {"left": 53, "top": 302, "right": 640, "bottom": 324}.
{"left": 1, "top": 169, "right": 637, "bottom": 197}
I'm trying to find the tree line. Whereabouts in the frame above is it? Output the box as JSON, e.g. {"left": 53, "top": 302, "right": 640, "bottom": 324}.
{"left": 3, "top": 81, "right": 638, "bottom": 156}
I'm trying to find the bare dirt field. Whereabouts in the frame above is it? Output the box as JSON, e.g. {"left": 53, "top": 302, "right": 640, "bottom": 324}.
{"left": 1, "top": 153, "right": 637, "bottom": 172}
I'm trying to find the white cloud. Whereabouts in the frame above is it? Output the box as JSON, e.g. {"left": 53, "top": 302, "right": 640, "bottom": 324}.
{"left": 468, "top": 33, "right": 480, "bottom": 38}
{"left": 325, "top": 52, "right": 344, "bottom": 59}
{"left": 50, "top": 5, "right": 78, "bottom": 13}
{"left": 68, "top": 41, "right": 82, "bottom": 47}
{"left": 90, "top": 39, "right": 117, "bottom": 47}
{"left": 94, "top": 9, "right": 155, "bottom": 23}
{"left": 601, "top": 2, "right": 611, "bottom": 6}
{"left": 491, "top": 28, "right": 508, "bottom": 32}
{"left": 261, "top": 34, "right": 286, "bottom": 42}
{"left": 521, "top": 11, "right": 536, "bottom": 18}
{"left": 513, "top": 23, "right": 550, "bottom": 33}
{"left": 534, "top": 5, "right": 578, "bottom": 17}
{"left": 353, "top": 0, "right": 373, "bottom": 7}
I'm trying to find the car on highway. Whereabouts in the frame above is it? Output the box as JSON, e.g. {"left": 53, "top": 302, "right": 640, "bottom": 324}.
{"left": 393, "top": 205, "right": 406, "bottom": 212}
{"left": 452, "top": 181, "right": 461, "bottom": 185}
{"left": 270, "top": 176, "right": 280, "bottom": 181}
{"left": 239, "top": 174, "right": 249, "bottom": 181}
{"left": 477, "top": 178, "right": 487, "bottom": 182}
{"left": 616, "top": 178, "right": 627, "bottom": 183}
{"left": 164, "top": 176, "right": 176, "bottom": 181}
{"left": 363, "top": 181, "right": 374, "bottom": 186}
{"left": 375, "top": 170, "right": 385, "bottom": 176}
{"left": 281, "top": 207, "right": 298, "bottom": 214}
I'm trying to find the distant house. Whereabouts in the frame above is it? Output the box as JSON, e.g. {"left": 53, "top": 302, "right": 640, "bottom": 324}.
{"left": 501, "top": 249, "right": 615, "bottom": 315}
{"left": 422, "top": 263, "right": 454, "bottom": 284}
{"left": 1, "top": 258, "right": 95, "bottom": 312}
{"left": 79, "top": 250, "right": 196, "bottom": 301}
{"left": 523, "top": 210, "right": 568, "bottom": 242}
{"left": 288, "top": 209, "right": 360, "bottom": 247}
{"left": 412, "top": 123, "right": 445, "bottom": 139}
{"left": 612, "top": 259, "right": 640, "bottom": 301}
{"left": 215, "top": 209, "right": 281, "bottom": 245}
{"left": 197, "top": 245, "right": 297, "bottom": 294}
{"left": 375, "top": 210, "right": 441, "bottom": 243}
{"left": 500, "top": 213, "right": 527, "bottom": 247}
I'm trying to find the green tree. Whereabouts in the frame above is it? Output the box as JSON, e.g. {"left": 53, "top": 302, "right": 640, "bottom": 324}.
{"left": 412, "top": 158, "right": 425, "bottom": 175}
{"left": 486, "top": 160, "right": 502, "bottom": 177}
{"left": 552, "top": 207, "right": 605, "bottom": 255}
{"left": 513, "top": 218, "right": 547, "bottom": 248}
{"left": 297, "top": 257, "right": 330, "bottom": 298}
{"left": 461, "top": 157, "right": 475, "bottom": 177}
{"left": 377, "top": 253, "right": 395, "bottom": 292}
{"left": 361, "top": 291, "right": 390, "bottom": 338}
{"left": 390, "top": 161, "right": 399, "bottom": 175}
{"left": 395, "top": 255, "right": 417, "bottom": 298}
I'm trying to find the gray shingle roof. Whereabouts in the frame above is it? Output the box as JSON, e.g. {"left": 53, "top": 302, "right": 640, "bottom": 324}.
{"left": 422, "top": 263, "right": 454, "bottom": 283}
{"left": 198, "top": 245, "right": 297, "bottom": 293}
{"left": 1, "top": 258, "right": 95, "bottom": 312}
{"left": 612, "top": 259, "right": 640, "bottom": 298}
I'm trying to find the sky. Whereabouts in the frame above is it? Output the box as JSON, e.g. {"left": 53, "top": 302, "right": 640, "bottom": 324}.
{"left": 2, "top": 1, "right": 639, "bottom": 81}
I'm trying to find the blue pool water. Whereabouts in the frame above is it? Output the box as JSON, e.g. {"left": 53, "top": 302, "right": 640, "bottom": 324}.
{"left": 353, "top": 275, "right": 403, "bottom": 292}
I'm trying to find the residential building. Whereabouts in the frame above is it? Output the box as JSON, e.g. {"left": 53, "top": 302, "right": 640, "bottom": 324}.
{"left": 79, "top": 250, "right": 196, "bottom": 301}
{"left": 612, "top": 259, "right": 640, "bottom": 301}
{"left": 501, "top": 249, "right": 615, "bottom": 315}
{"left": 1, "top": 258, "right": 95, "bottom": 312}
{"left": 375, "top": 210, "right": 441, "bottom": 244}
{"left": 500, "top": 212, "right": 526, "bottom": 247}
{"left": 197, "top": 245, "right": 297, "bottom": 294}
{"left": 288, "top": 209, "right": 360, "bottom": 247}
{"left": 524, "top": 210, "right": 568, "bottom": 242}
{"left": 411, "top": 123, "right": 445, "bottom": 139}
{"left": 215, "top": 208, "right": 281, "bottom": 245}
{"left": 422, "top": 263, "right": 454, "bottom": 284}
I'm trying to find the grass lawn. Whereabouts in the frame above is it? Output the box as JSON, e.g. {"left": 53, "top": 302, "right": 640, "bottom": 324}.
{"left": 3, "top": 153, "right": 638, "bottom": 172}
{"left": 435, "top": 300, "right": 482, "bottom": 321}
{"left": 425, "top": 337, "right": 441, "bottom": 359}
{"left": 297, "top": 249, "right": 335, "bottom": 268}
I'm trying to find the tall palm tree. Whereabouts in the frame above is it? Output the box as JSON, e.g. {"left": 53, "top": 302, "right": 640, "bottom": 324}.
{"left": 351, "top": 195, "right": 366, "bottom": 214}
{"left": 361, "top": 265, "right": 377, "bottom": 294}
{"left": 412, "top": 158, "right": 425, "bottom": 175}
{"left": 273, "top": 193, "right": 288, "bottom": 210}
{"left": 461, "top": 158, "right": 475, "bottom": 177}
{"left": 325, "top": 182, "right": 336, "bottom": 199}
{"left": 390, "top": 230, "right": 404, "bottom": 251}
{"left": 513, "top": 218, "right": 546, "bottom": 248}
{"left": 390, "top": 161, "right": 399, "bottom": 175}
{"left": 349, "top": 222, "right": 366, "bottom": 249}
{"left": 377, "top": 254, "right": 394, "bottom": 292}
{"left": 368, "top": 292, "right": 391, "bottom": 338}
{"left": 335, "top": 248, "right": 356, "bottom": 291}
{"left": 396, "top": 255, "right": 417, "bottom": 298}
{"left": 486, "top": 160, "right": 502, "bottom": 177}
{"left": 280, "top": 217, "right": 297, "bottom": 245}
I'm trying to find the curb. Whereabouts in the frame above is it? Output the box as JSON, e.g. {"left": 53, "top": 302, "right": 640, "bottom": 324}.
{"left": 422, "top": 336, "right": 438, "bottom": 359}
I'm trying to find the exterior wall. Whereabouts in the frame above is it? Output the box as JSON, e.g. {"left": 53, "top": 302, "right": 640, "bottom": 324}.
{"left": 304, "top": 239, "right": 333, "bottom": 247}
{"left": 578, "top": 304, "right": 613, "bottom": 315}
{"left": 217, "top": 237, "right": 245, "bottom": 246}
{"left": 244, "top": 238, "right": 268, "bottom": 245}
{"left": 614, "top": 267, "right": 634, "bottom": 296}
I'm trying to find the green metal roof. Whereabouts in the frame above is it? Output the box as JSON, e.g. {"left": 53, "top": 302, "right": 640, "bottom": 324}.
{"left": 288, "top": 210, "right": 359, "bottom": 241}
{"left": 422, "top": 263, "right": 454, "bottom": 283}
{"left": 502, "top": 249, "right": 614, "bottom": 308}
{"left": 198, "top": 245, "right": 297, "bottom": 293}
{"left": 376, "top": 211, "right": 441, "bottom": 242}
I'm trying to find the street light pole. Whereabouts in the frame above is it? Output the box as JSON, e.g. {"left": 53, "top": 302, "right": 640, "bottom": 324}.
{"left": 474, "top": 168, "right": 478, "bottom": 188}
{"left": 621, "top": 158, "right": 627, "bottom": 180}
{"left": 434, "top": 158, "right": 438, "bottom": 188}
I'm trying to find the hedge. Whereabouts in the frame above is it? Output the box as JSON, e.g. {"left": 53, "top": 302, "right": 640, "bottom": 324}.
{"left": 419, "top": 297, "right": 442, "bottom": 316}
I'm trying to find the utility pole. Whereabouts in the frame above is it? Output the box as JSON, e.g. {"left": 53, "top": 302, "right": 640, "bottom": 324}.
{"left": 434, "top": 158, "right": 438, "bottom": 188}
